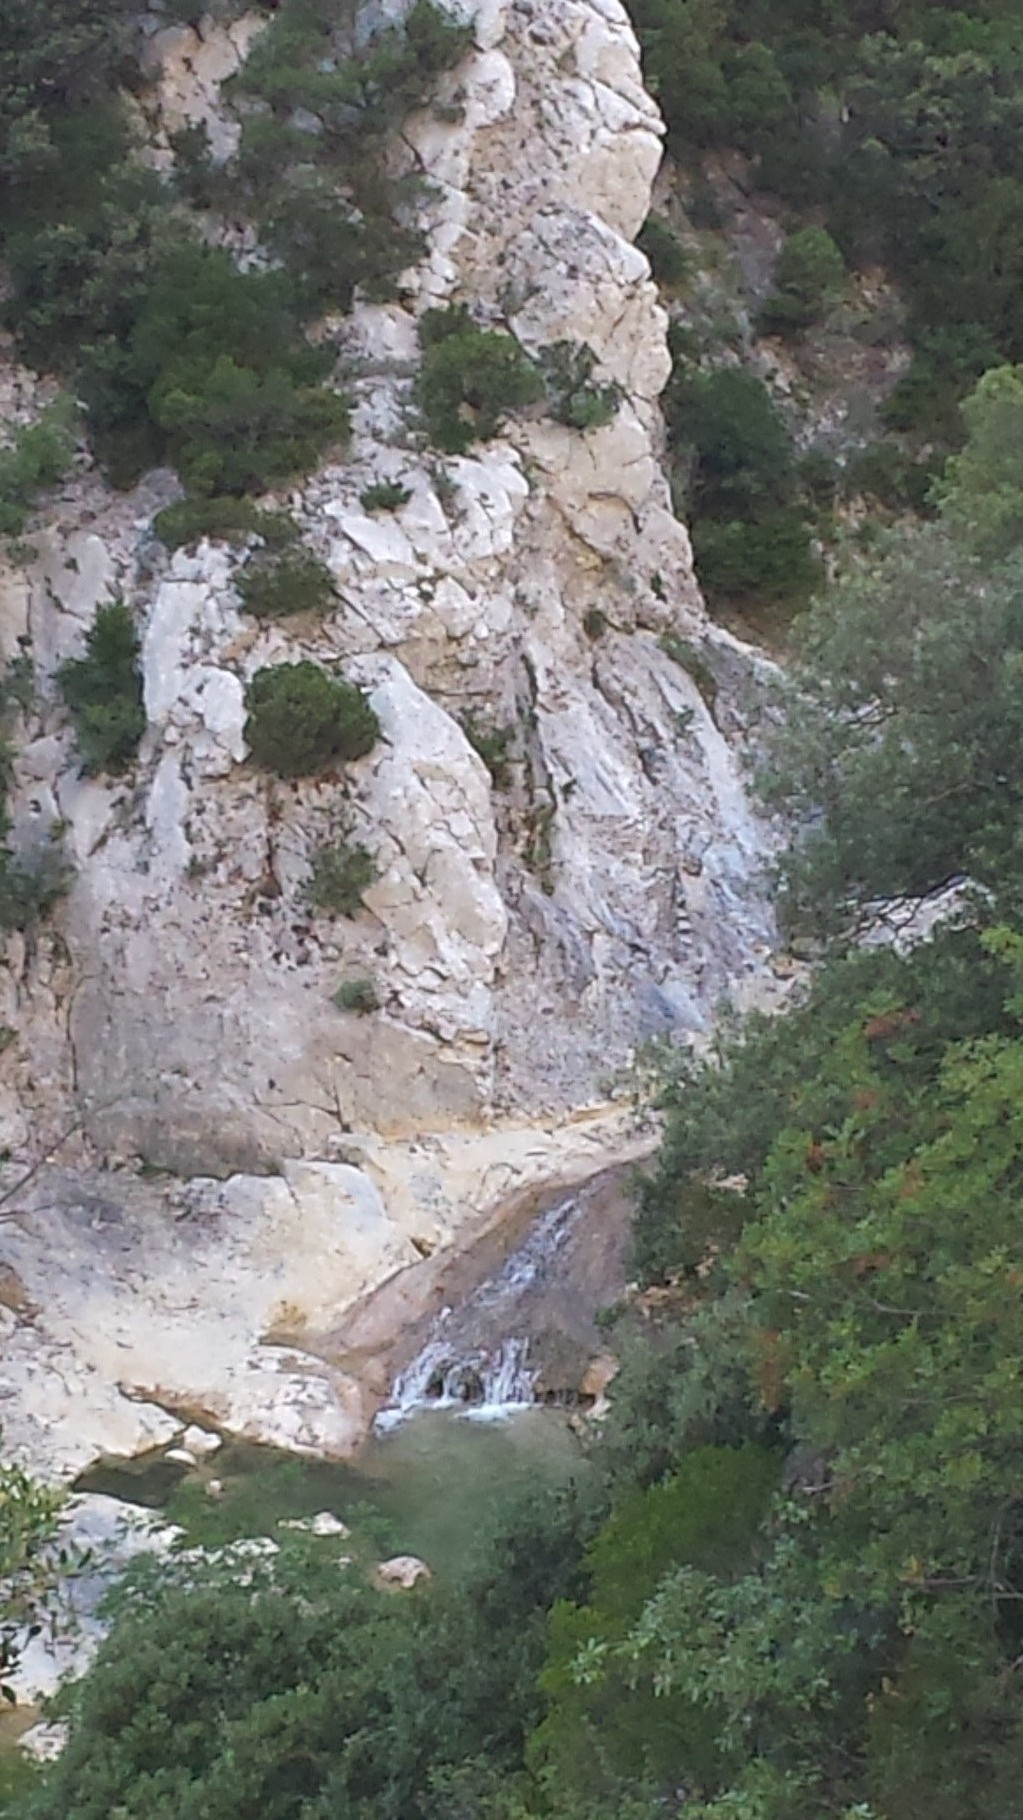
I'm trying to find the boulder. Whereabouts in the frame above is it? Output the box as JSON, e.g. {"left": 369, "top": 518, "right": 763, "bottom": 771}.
{"left": 374, "top": 1554, "right": 432, "bottom": 1590}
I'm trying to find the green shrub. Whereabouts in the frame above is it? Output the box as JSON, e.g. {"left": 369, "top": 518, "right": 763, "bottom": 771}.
{"left": 153, "top": 497, "right": 299, "bottom": 552}
{"left": 418, "top": 308, "right": 543, "bottom": 453}
{"left": 0, "top": 401, "right": 77, "bottom": 537}
{"left": 360, "top": 479, "right": 412, "bottom": 513}
{"left": 236, "top": 549, "right": 336, "bottom": 620}
{"left": 333, "top": 976, "right": 380, "bottom": 1015}
{"left": 57, "top": 601, "right": 145, "bottom": 775}
{"left": 668, "top": 368, "right": 794, "bottom": 517}
{"left": 0, "top": 843, "right": 71, "bottom": 932}
{"left": 6, "top": 195, "right": 349, "bottom": 496}
{"left": 636, "top": 214, "right": 690, "bottom": 291}
{"left": 305, "top": 836, "right": 378, "bottom": 916}
{"left": 539, "top": 342, "right": 620, "bottom": 433}
{"left": 692, "top": 509, "right": 823, "bottom": 610}
{"left": 758, "top": 226, "right": 846, "bottom": 338}
{"left": 583, "top": 607, "right": 608, "bottom": 641}
{"left": 153, "top": 355, "right": 350, "bottom": 499}
{"left": 244, "top": 663, "right": 380, "bottom": 777}
{"left": 883, "top": 326, "right": 1002, "bottom": 443}
{"left": 225, "top": 0, "right": 469, "bottom": 313}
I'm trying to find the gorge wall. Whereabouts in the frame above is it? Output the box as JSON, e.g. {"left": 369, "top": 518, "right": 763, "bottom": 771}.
{"left": 0, "top": 0, "right": 781, "bottom": 1478}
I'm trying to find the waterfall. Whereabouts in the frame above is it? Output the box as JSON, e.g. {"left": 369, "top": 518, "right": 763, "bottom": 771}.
{"left": 375, "top": 1193, "right": 591, "bottom": 1430}
{"left": 376, "top": 1336, "right": 536, "bottom": 1429}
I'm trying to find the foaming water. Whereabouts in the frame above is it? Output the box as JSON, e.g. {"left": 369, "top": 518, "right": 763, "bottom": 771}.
{"left": 376, "top": 1194, "right": 589, "bottom": 1429}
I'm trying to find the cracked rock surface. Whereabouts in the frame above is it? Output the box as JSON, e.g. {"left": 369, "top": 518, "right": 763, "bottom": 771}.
{"left": 0, "top": 0, "right": 783, "bottom": 1479}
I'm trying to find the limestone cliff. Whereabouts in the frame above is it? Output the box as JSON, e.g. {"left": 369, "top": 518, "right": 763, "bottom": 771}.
{"left": 0, "top": 0, "right": 780, "bottom": 1477}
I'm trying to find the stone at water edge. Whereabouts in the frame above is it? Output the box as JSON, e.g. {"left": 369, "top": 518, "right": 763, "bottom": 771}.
{"left": 180, "top": 1424, "right": 223, "bottom": 1457}
{"left": 374, "top": 1554, "right": 432, "bottom": 1590}
{"left": 279, "top": 1511, "right": 351, "bottom": 1538}
{"left": 165, "top": 1423, "right": 224, "bottom": 1466}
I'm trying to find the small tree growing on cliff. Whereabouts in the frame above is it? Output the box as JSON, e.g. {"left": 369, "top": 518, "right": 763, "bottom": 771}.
{"left": 244, "top": 662, "right": 380, "bottom": 778}
{"left": 758, "top": 227, "right": 845, "bottom": 338}
{"left": 57, "top": 599, "right": 145, "bottom": 774}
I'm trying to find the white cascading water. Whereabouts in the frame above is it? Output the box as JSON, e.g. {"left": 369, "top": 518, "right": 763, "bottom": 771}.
{"left": 375, "top": 1194, "right": 584, "bottom": 1430}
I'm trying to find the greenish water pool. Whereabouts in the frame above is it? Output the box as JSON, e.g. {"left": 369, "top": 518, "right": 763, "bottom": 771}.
{"left": 76, "top": 1408, "right": 592, "bottom": 1583}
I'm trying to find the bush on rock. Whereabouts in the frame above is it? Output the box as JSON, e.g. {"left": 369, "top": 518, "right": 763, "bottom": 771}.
{"left": 244, "top": 663, "right": 380, "bottom": 777}
{"left": 418, "top": 307, "right": 543, "bottom": 453}
{"left": 57, "top": 600, "right": 145, "bottom": 775}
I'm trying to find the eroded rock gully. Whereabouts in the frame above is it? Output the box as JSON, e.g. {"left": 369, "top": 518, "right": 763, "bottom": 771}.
{"left": 0, "top": 0, "right": 783, "bottom": 1482}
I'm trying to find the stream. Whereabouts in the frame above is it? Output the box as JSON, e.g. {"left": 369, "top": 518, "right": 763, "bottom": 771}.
{"left": 73, "top": 1167, "right": 635, "bottom": 1573}
{"left": 4, "top": 1164, "right": 636, "bottom": 1776}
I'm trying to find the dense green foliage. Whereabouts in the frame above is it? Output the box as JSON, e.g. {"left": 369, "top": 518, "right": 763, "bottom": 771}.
{"left": 243, "top": 662, "right": 380, "bottom": 777}
{"left": 359, "top": 480, "right": 412, "bottom": 514}
{"left": 758, "top": 226, "right": 846, "bottom": 338}
{"left": 0, "top": 0, "right": 468, "bottom": 503}
{"left": 23, "top": 1482, "right": 595, "bottom": 1820}
{"left": 760, "top": 364, "right": 1023, "bottom": 936}
{"left": 57, "top": 601, "right": 145, "bottom": 776}
{"left": 0, "top": 403, "right": 77, "bottom": 538}
{"left": 236, "top": 548, "right": 337, "bottom": 621}
{"left": 418, "top": 307, "right": 544, "bottom": 454}
{"left": 0, "top": 658, "right": 70, "bottom": 934}
{"left": 153, "top": 497, "right": 298, "bottom": 553}
{"left": 665, "top": 363, "right": 823, "bottom": 610}
{"left": 537, "top": 343, "right": 621, "bottom": 433}
{"left": 629, "top": 0, "right": 1023, "bottom": 426}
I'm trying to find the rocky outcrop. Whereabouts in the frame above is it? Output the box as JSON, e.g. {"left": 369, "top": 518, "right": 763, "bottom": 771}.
{"left": 0, "top": 1108, "right": 654, "bottom": 1479}
{"left": 0, "top": 0, "right": 782, "bottom": 1480}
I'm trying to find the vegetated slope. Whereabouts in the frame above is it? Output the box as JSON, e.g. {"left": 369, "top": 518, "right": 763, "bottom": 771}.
{"left": 629, "top": 0, "right": 1023, "bottom": 628}
{"left": 16, "top": 151, "right": 1023, "bottom": 1820}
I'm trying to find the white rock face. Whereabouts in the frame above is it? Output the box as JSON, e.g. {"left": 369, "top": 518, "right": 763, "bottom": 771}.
{"left": 5, "top": 1494, "right": 183, "bottom": 1706}
{"left": 0, "top": 0, "right": 782, "bottom": 1477}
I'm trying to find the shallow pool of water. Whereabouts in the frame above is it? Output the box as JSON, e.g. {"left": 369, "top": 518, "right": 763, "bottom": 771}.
{"left": 77, "top": 1406, "right": 592, "bottom": 1582}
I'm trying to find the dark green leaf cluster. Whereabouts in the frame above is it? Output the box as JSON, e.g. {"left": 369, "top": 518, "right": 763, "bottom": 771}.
{"left": 537, "top": 342, "right": 621, "bottom": 434}
{"left": 153, "top": 497, "right": 299, "bottom": 553}
{"left": 418, "top": 308, "right": 544, "bottom": 454}
{"left": 636, "top": 212, "right": 691, "bottom": 291}
{"left": 0, "top": 402, "right": 77, "bottom": 538}
{"left": 359, "top": 479, "right": 413, "bottom": 514}
{"left": 612, "top": 922, "right": 1023, "bottom": 1818}
{"left": 332, "top": 974, "right": 380, "bottom": 1014}
{"left": 0, "top": 657, "right": 71, "bottom": 933}
{"left": 460, "top": 714, "right": 515, "bottom": 790}
{"left": 305, "top": 835, "right": 377, "bottom": 917}
{"left": 236, "top": 548, "right": 337, "bottom": 620}
{"left": 243, "top": 662, "right": 380, "bottom": 777}
{"left": 757, "top": 226, "right": 845, "bottom": 339}
{"left": 628, "top": 0, "right": 1023, "bottom": 429}
{"left": 222, "top": 0, "right": 472, "bottom": 315}
{"left": 21, "top": 1479, "right": 597, "bottom": 1820}
{"left": 760, "top": 365, "right": 1023, "bottom": 936}
{"left": 665, "top": 364, "right": 822, "bottom": 614}
{"left": 0, "top": 1, "right": 469, "bottom": 514}
{"left": 57, "top": 600, "right": 145, "bottom": 776}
